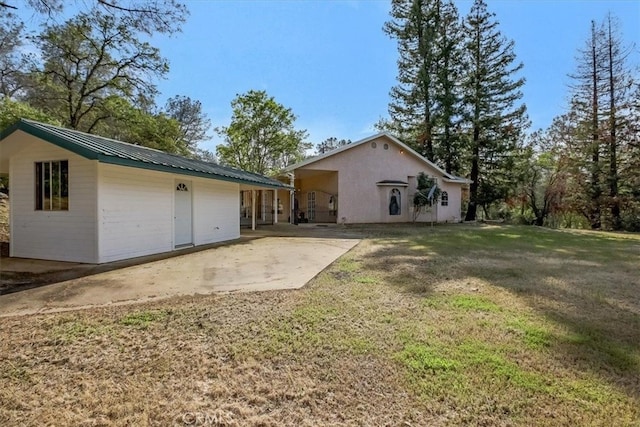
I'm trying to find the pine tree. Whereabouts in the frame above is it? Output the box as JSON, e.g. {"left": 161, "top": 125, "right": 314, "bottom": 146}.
{"left": 461, "top": 0, "right": 527, "bottom": 221}
{"left": 601, "top": 13, "right": 634, "bottom": 230}
{"left": 568, "top": 21, "right": 606, "bottom": 229}
{"left": 382, "top": 0, "right": 464, "bottom": 173}
{"left": 566, "top": 15, "right": 636, "bottom": 230}
{"left": 432, "top": 0, "right": 465, "bottom": 174}
{"left": 383, "top": 0, "right": 439, "bottom": 160}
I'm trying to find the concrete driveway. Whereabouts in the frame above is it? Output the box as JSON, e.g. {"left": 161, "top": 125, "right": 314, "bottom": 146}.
{"left": 0, "top": 236, "right": 359, "bottom": 317}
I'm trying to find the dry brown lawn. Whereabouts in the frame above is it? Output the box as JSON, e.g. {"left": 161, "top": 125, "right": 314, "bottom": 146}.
{"left": 1, "top": 224, "right": 639, "bottom": 426}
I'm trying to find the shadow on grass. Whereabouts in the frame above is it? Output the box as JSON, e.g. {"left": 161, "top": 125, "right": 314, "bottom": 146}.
{"left": 358, "top": 224, "right": 640, "bottom": 398}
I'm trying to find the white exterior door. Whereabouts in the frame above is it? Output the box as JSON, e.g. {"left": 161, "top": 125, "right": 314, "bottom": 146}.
{"left": 174, "top": 181, "right": 192, "bottom": 246}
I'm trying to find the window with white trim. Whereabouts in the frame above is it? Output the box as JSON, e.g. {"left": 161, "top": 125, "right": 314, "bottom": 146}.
{"left": 441, "top": 191, "right": 449, "bottom": 206}
{"left": 35, "top": 160, "right": 69, "bottom": 210}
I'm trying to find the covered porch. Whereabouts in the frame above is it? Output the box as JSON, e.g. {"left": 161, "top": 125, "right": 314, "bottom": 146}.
{"left": 239, "top": 184, "right": 294, "bottom": 229}
{"left": 293, "top": 169, "right": 339, "bottom": 224}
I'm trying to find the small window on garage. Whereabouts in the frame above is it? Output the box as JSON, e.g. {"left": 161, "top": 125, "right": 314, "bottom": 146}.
{"left": 35, "top": 160, "right": 69, "bottom": 211}
{"left": 441, "top": 191, "right": 449, "bottom": 206}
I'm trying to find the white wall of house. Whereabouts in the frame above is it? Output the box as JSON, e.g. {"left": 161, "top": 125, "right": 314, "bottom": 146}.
{"left": 97, "top": 165, "right": 242, "bottom": 263}
{"left": 8, "top": 134, "right": 98, "bottom": 262}
{"left": 3, "top": 132, "right": 272, "bottom": 264}
{"left": 97, "top": 163, "right": 174, "bottom": 263}
{"left": 192, "top": 178, "right": 240, "bottom": 245}
{"left": 298, "top": 135, "right": 465, "bottom": 224}
{"left": 438, "top": 181, "right": 463, "bottom": 223}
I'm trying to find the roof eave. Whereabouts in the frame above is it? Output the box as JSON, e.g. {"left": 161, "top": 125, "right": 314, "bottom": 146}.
{"left": 3, "top": 120, "right": 101, "bottom": 161}
{"left": 2, "top": 119, "right": 290, "bottom": 189}
{"left": 98, "top": 155, "right": 291, "bottom": 189}
{"left": 442, "top": 177, "right": 472, "bottom": 184}
{"left": 285, "top": 132, "right": 390, "bottom": 171}
{"left": 286, "top": 132, "right": 459, "bottom": 182}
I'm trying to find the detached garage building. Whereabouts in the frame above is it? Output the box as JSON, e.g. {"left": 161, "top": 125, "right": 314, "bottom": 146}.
{"left": 0, "top": 119, "right": 290, "bottom": 264}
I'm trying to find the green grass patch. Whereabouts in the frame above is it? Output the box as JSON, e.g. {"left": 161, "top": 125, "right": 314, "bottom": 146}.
{"left": 355, "top": 276, "right": 377, "bottom": 284}
{"left": 292, "top": 305, "right": 340, "bottom": 328}
{"left": 449, "top": 294, "right": 501, "bottom": 312}
{"left": 120, "top": 309, "right": 169, "bottom": 328}
{"left": 396, "top": 342, "right": 459, "bottom": 374}
{"left": 507, "top": 318, "right": 554, "bottom": 350}
{"left": 51, "top": 317, "right": 112, "bottom": 343}
{"left": 339, "top": 336, "right": 376, "bottom": 355}
{"left": 456, "top": 340, "right": 549, "bottom": 392}
{"left": 336, "top": 258, "right": 360, "bottom": 273}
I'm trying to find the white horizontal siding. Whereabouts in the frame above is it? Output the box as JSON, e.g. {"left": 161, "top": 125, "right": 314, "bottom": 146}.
{"left": 98, "top": 164, "right": 174, "bottom": 263}
{"left": 98, "top": 165, "right": 242, "bottom": 263}
{"left": 4, "top": 132, "right": 255, "bottom": 263}
{"left": 193, "top": 178, "right": 240, "bottom": 245}
{"left": 9, "top": 135, "right": 98, "bottom": 263}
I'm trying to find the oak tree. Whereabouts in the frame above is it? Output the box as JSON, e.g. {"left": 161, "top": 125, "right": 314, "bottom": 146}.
{"left": 216, "top": 90, "right": 310, "bottom": 175}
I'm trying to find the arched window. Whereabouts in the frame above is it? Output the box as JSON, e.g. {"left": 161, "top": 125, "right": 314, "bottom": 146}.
{"left": 389, "top": 188, "right": 401, "bottom": 215}
{"left": 441, "top": 191, "right": 448, "bottom": 206}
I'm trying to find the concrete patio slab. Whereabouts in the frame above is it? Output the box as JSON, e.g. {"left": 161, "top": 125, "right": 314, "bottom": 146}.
{"left": 0, "top": 236, "right": 360, "bottom": 317}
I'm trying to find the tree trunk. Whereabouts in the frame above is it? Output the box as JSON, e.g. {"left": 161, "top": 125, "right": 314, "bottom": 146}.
{"left": 606, "top": 15, "right": 621, "bottom": 230}
{"left": 464, "top": 125, "right": 480, "bottom": 221}
{"left": 589, "top": 21, "right": 602, "bottom": 230}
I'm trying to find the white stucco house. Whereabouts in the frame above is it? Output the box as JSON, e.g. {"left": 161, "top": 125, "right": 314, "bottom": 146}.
{"left": 0, "top": 119, "right": 290, "bottom": 263}
{"left": 281, "top": 133, "right": 470, "bottom": 224}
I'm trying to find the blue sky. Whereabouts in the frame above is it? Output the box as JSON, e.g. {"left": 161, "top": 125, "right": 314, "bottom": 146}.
{"left": 18, "top": 1, "right": 640, "bottom": 152}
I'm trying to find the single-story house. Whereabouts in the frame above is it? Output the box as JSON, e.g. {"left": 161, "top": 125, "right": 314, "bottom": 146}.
{"left": 281, "top": 132, "right": 470, "bottom": 224}
{"left": 0, "top": 119, "right": 290, "bottom": 263}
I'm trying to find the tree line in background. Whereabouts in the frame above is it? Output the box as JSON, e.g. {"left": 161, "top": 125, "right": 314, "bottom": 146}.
{"left": 0, "top": 0, "right": 313, "bottom": 173}
{"left": 1, "top": 0, "right": 637, "bottom": 230}
{"left": 380, "top": 0, "right": 639, "bottom": 230}
{"left": 0, "top": 0, "right": 216, "bottom": 160}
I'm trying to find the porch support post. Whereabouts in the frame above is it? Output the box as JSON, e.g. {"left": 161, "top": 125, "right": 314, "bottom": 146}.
{"left": 289, "top": 173, "right": 295, "bottom": 225}
{"left": 273, "top": 189, "right": 278, "bottom": 224}
{"left": 251, "top": 189, "right": 256, "bottom": 231}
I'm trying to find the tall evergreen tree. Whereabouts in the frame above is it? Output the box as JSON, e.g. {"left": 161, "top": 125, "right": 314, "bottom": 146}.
{"left": 567, "top": 21, "right": 606, "bottom": 229}
{"left": 566, "top": 14, "right": 638, "bottom": 230}
{"left": 432, "top": 0, "right": 464, "bottom": 174}
{"left": 461, "top": 0, "right": 527, "bottom": 221}
{"left": 315, "top": 137, "right": 351, "bottom": 155}
{"left": 383, "top": 0, "right": 439, "bottom": 160}
{"left": 601, "top": 13, "right": 635, "bottom": 230}
{"left": 382, "top": 0, "right": 463, "bottom": 172}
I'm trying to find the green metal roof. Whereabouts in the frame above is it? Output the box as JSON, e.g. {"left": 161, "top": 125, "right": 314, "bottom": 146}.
{"left": 0, "top": 119, "right": 290, "bottom": 189}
